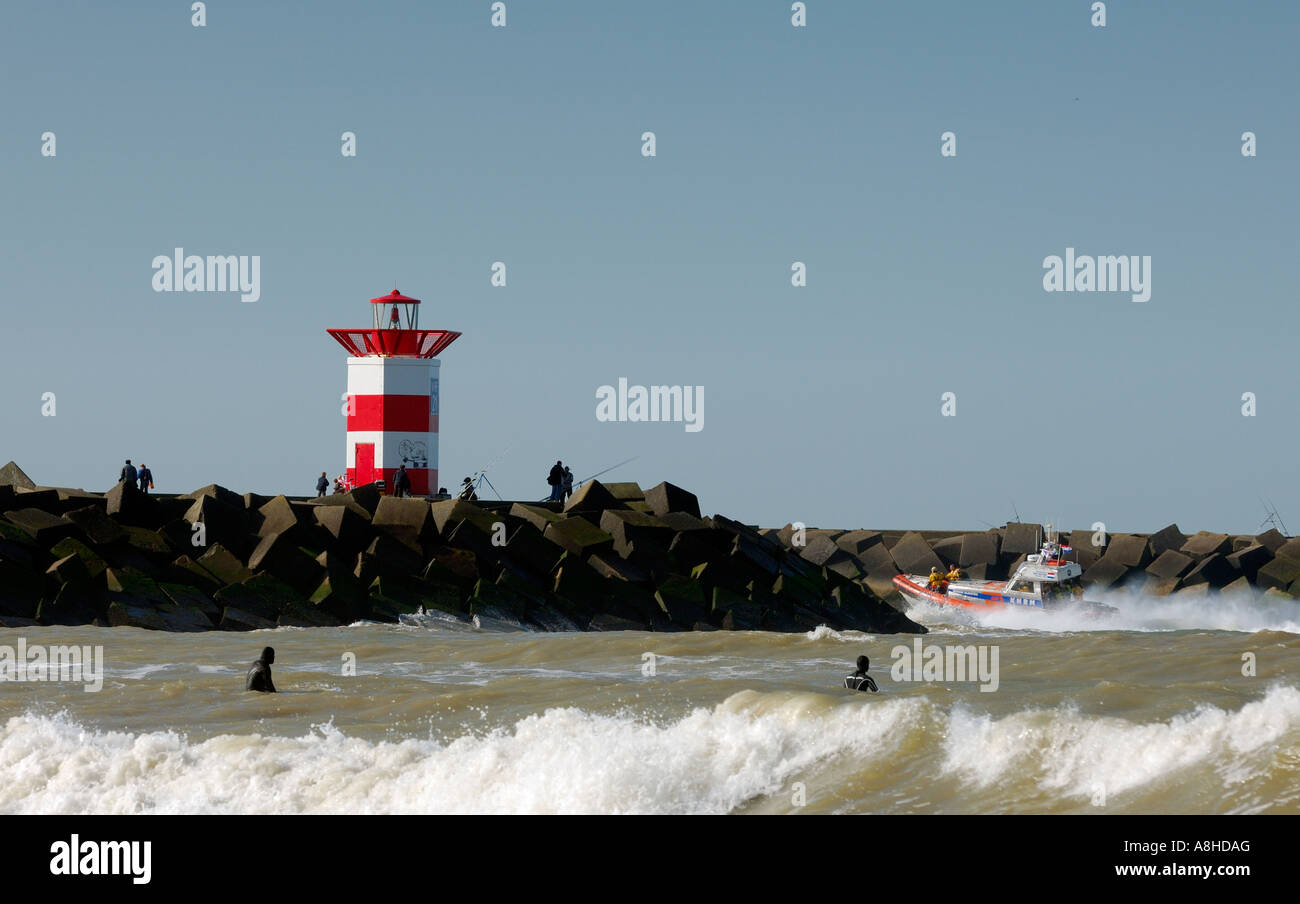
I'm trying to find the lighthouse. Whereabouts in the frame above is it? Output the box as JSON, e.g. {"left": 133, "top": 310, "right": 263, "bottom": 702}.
{"left": 327, "top": 289, "right": 461, "bottom": 496}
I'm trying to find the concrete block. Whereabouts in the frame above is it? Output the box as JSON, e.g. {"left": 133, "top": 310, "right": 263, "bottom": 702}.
{"left": 4, "top": 508, "right": 75, "bottom": 546}
{"left": 218, "top": 607, "right": 278, "bottom": 631}
{"left": 563, "top": 480, "right": 625, "bottom": 516}
{"left": 1082, "top": 557, "right": 1131, "bottom": 589}
{"left": 1180, "top": 532, "right": 1231, "bottom": 558}
{"left": 890, "top": 532, "right": 945, "bottom": 575}
{"left": 603, "top": 482, "right": 645, "bottom": 503}
{"left": 106, "top": 482, "right": 164, "bottom": 528}
{"left": 1106, "top": 534, "right": 1152, "bottom": 568}
{"left": 313, "top": 504, "right": 371, "bottom": 551}
{"left": 159, "top": 582, "right": 220, "bottom": 622}
{"left": 1225, "top": 544, "right": 1272, "bottom": 582}
{"left": 1181, "top": 553, "right": 1233, "bottom": 588}
{"left": 0, "top": 461, "right": 37, "bottom": 490}
{"left": 644, "top": 482, "right": 701, "bottom": 519}
{"left": 372, "top": 496, "right": 435, "bottom": 547}
{"left": 63, "top": 505, "right": 128, "bottom": 545}
{"left": 1145, "top": 550, "right": 1194, "bottom": 580}
{"left": 1221, "top": 575, "right": 1258, "bottom": 598}
{"left": 1254, "top": 528, "right": 1286, "bottom": 553}
{"left": 256, "top": 495, "right": 305, "bottom": 538}
{"left": 1257, "top": 556, "right": 1300, "bottom": 592}
{"left": 931, "top": 535, "right": 964, "bottom": 565}
{"left": 0, "top": 562, "right": 41, "bottom": 618}
{"left": 1275, "top": 538, "right": 1300, "bottom": 562}
{"left": 959, "top": 532, "right": 1001, "bottom": 567}
{"left": 108, "top": 601, "right": 213, "bottom": 632}
{"left": 544, "top": 518, "right": 615, "bottom": 560}
{"left": 196, "top": 543, "right": 254, "bottom": 586}
{"left": 834, "top": 530, "right": 883, "bottom": 556}
{"left": 183, "top": 494, "right": 248, "bottom": 559}
{"left": 599, "top": 509, "right": 673, "bottom": 557}
{"left": 1147, "top": 523, "right": 1187, "bottom": 557}
{"left": 46, "top": 553, "right": 93, "bottom": 588}
{"left": 1001, "top": 522, "right": 1043, "bottom": 556}
{"left": 589, "top": 554, "right": 650, "bottom": 583}
{"left": 799, "top": 534, "right": 841, "bottom": 567}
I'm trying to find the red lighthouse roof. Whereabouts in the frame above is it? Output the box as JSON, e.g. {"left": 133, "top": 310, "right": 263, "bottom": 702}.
{"left": 327, "top": 287, "right": 461, "bottom": 359}
{"left": 369, "top": 289, "right": 421, "bottom": 305}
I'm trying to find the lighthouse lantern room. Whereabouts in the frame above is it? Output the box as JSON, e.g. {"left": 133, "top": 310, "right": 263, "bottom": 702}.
{"left": 327, "top": 289, "right": 461, "bottom": 496}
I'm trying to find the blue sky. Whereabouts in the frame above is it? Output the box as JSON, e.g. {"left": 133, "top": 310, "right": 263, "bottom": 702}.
{"left": 1, "top": 1, "right": 1296, "bottom": 535}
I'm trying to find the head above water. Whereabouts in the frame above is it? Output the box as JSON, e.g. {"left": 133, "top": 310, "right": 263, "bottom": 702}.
{"left": 856, "top": 655, "right": 869, "bottom": 671}
{"left": 260, "top": 646, "right": 275, "bottom": 664}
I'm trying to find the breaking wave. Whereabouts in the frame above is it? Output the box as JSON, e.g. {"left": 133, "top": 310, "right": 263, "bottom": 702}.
{"left": 3, "top": 685, "right": 1297, "bottom": 814}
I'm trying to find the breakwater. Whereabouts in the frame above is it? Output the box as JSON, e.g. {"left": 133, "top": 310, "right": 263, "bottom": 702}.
{"left": 1, "top": 461, "right": 1295, "bottom": 634}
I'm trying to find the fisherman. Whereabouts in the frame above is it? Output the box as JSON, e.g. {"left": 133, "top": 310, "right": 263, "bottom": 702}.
{"left": 333, "top": 474, "right": 347, "bottom": 494}
{"left": 562, "top": 466, "right": 575, "bottom": 500}
{"left": 393, "top": 464, "right": 411, "bottom": 498}
{"left": 844, "top": 655, "right": 878, "bottom": 693}
{"left": 245, "top": 646, "right": 276, "bottom": 693}
{"left": 547, "top": 461, "right": 564, "bottom": 502}
{"left": 458, "top": 477, "right": 477, "bottom": 501}
{"left": 316, "top": 471, "right": 329, "bottom": 497}
{"left": 137, "top": 463, "right": 153, "bottom": 494}
{"left": 120, "top": 459, "right": 137, "bottom": 489}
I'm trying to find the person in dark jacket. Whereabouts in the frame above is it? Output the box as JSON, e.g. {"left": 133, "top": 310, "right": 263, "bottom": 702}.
{"left": 120, "top": 459, "right": 137, "bottom": 488}
{"left": 246, "top": 646, "right": 276, "bottom": 693}
{"left": 547, "top": 461, "right": 564, "bottom": 502}
{"left": 394, "top": 465, "right": 412, "bottom": 497}
{"left": 316, "top": 471, "right": 329, "bottom": 497}
{"left": 137, "top": 464, "right": 153, "bottom": 494}
{"left": 562, "top": 466, "right": 575, "bottom": 500}
{"left": 844, "top": 655, "right": 878, "bottom": 693}
{"left": 458, "top": 477, "right": 478, "bottom": 501}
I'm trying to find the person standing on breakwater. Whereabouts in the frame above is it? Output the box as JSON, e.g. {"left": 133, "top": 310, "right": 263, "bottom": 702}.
{"left": 316, "top": 471, "right": 329, "bottom": 497}
{"left": 844, "top": 655, "right": 878, "bottom": 693}
{"left": 137, "top": 463, "right": 153, "bottom": 494}
{"left": 119, "top": 459, "right": 137, "bottom": 489}
{"left": 562, "top": 466, "right": 574, "bottom": 500}
{"left": 245, "top": 646, "right": 276, "bottom": 693}
{"left": 393, "top": 464, "right": 411, "bottom": 497}
{"left": 547, "top": 461, "right": 564, "bottom": 501}
{"left": 459, "top": 477, "right": 477, "bottom": 501}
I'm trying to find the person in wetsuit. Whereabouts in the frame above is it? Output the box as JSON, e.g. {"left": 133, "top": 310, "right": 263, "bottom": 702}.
{"left": 246, "top": 646, "right": 276, "bottom": 693}
{"left": 844, "top": 654, "right": 878, "bottom": 693}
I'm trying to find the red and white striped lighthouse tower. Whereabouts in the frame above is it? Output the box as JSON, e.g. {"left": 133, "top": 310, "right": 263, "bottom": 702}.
{"left": 327, "top": 289, "right": 461, "bottom": 496}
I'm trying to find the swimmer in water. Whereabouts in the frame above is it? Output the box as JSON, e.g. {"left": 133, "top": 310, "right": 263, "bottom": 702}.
{"left": 844, "top": 654, "right": 878, "bottom": 693}
{"left": 245, "top": 646, "right": 276, "bottom": 693}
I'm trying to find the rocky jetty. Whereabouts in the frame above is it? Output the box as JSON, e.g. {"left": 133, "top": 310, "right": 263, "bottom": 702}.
{"left": 0, "top": 462, "right": 925, "bottom": 635}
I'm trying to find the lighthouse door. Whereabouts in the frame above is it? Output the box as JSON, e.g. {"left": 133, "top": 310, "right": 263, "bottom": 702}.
{"left": 354, "top": 443, "right": 375, "bottom": 486}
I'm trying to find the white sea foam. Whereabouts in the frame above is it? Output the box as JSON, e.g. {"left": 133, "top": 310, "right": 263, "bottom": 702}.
{"left": 0, "top": 692, "right": 917, "bottom": 815}
{"left": 3, "top": 685, "right": 1296, "bottom": 813}
{"left": 940, "top": 684, "right": 1300, "bottom": 810}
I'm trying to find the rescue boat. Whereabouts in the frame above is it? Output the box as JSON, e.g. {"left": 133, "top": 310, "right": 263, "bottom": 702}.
{"left": 892, "top": 526, "right": 1116, "bottom": 617}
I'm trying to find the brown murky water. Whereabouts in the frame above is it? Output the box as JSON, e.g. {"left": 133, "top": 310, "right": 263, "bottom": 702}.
{"left": 2, "top": 588, "right": 1298, "bottom": 814}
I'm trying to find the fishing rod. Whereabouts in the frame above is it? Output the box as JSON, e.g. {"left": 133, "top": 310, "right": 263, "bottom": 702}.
{"left": 575, "top": 456, "right": 639, "bottom": 488}
{"left": 537, "top": 456, "right": 640, "bottom": 503}
{"left": 461, "top": 440, "right": 514, "bottom": 501}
